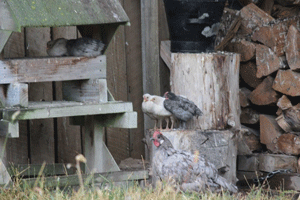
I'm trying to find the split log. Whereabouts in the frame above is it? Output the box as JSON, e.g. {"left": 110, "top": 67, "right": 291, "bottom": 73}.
{"left": 240, "top": 61, "right": 263, "bottom": 88}
{"left": 239, "top": 87, "right": 252, "bottom": 107}
{"left": 260, "top": 0, "right": 274, "bottom": 15}
{"left": 255, "top": 44, "right": 283, "bottom": 78}
{"left": 169, "top": 52, "right": 240, "bottom": 130}
{"left": 276, "top": 133, "right": 300, "bottom": 155}
{"left": 249, "top": 76, "right": 279, "bottom": 105}
{"left": 277, "top": 95, "right": 292, "bottom": 111}
{"left": 277, "top": 105, "right": 300, "bottom": 132}
{"left": 239, "top": 3, "right": 274, "bottom": 35}
{"left": 251, "top": 21, "right": 287, "bottom": 57}
{"left": 237, "top": 126, "right": 262, "bottom": 155}
{"left": 224, "top": 39, "right": 256, "bottom": 62}
{"left": 275, "top": 0, "right": 300, "bottom": 6}
{"left": 260, "top": 114, "right": 284, "bottom": 152}
{"left": 237, "top": 154, "right": 259, "bottom": 171}
{"left": 286, "top": 25, "right": 300, "bottom": 71}
{"left": 241, "top": 108, "right": 259, "bottom": 124}
{"left": 258, "top": 154, "right": 298, "bottom": 172}
{"left": 273, "top": 70, "right": 300, "bottom": 96}
{"left": 272, "top": 5, "right": 300, "bottom": 19}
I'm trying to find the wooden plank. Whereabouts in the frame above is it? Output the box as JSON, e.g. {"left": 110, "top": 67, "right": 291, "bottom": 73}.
{"left": 0, "top": 56, "right": 106, "bottom": 84}
{"left": 0, "top": 121, "right": 19, "bottom": 138}
{"left": 2, "top": 101, "right": 134, "bottom": 121}
{"left": 62, "top": 79, "right": 107, "bottom": 103}
{"left": 141, "top": 0, "right": 161, "bottom": 133}
{"left": 258, "top": 154, "right": 298, "bottom": 173}
{"left": 3, "top": 27, "right": 28, "bottom": 165}
{"left": 123, "top": 0, "right": 145, "bottom": 160}
{"left": 0, "top": 1, "right": 18, "bottom": 32}
{"left": 84, "top": 116, "right": 120, "bottom": 173}
{"left": 96, "top": 112, "right": 137, "bottom": 129}
{"left": 52, "top": 26, "right": 82, "bottom": 165}
{"left": 6, "top": 83, "right": 28, "bottom": 107}
{"left": 237, "top": 154, "right": 259, "bottom": 171}
{"left": 160, "top": 40, "right": 172, "bottom": 70}
{"left": 7, "top": 163, "right": 79, "bottom": 177}
{"left": 25, "top": 27, "right": 53, "bottom": 164}
{"left": 0, "top": 30, "right": 12, "bottom": 54}
{"left": 21, "top": 170, "right": 148, "bottom": 188}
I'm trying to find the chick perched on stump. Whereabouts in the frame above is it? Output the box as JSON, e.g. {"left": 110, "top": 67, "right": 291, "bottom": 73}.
{"left": 47, "top": 37, "right": 105, "bottom": 57}
{"left": 163, "top": 92, "right": 203, "bottom": 129}
{"left": 151, "top": 131, "right": 238, "bottom": 193}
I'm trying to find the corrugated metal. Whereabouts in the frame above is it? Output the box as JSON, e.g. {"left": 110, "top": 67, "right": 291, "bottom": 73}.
{"left": 4, "top": 0, "right": 129, "bottom": 32}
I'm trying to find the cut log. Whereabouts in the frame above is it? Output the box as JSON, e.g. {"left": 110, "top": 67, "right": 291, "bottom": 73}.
{"left": 238, "top": 125, "right": 262, "bottom": 155}
{"left": 237, "top": 154, "right": 259, "bottom": 171}
{"left": 272, "top": 4, "right": 300, "bottom": 19}
{"left": 286, "top": 25, "right": 300, "bottom": 71}
{"left": 240, "top": 61, "right": 263, "bottom": 88}
{"left": 276, "top": 134, "right": 300, "bottom": 155}
{"left": 239, "top": 87, "right": 252, "bottom": 107}
{"left": 277, "top": 106, "right": 300, "bottom": 132}
{"left": 277, "top": 95, "right": 292, "bottom": 111}
{"left": 251, "top": 21, "right": 287, "bottom": 57}
{"left": 275, "top": 0, "right": 300, "bottom": 6}
{"left": 169, "top": 52, "right": 241, "bottom": 130}
{"left": 255, "top": 44, "right": 283, "bottom": 78}
{"left": 241, "top": 107, "right": 260, "bottom": 124}
{"left": 239, "top": 3, "right": 275, "bottom": 35}
{"left": 260, "top": 0, "right": 274, "bottom": 15}
{"left": 224, "top": 39, "right": 256, "bottom": 62}
{"left": 249, "top": 76, "right": 279, "bottom": 105}
{"left": 258, "top": 154, "right": 298, "bottom": 172}
{"left": 273, "top": 70, "right": 300, "bottom": 96}
{"left": 260, "top": 114, "right": 284, "bottom": 152}
{"left": 276, "top": 108, "right": 282, "bottom": 116}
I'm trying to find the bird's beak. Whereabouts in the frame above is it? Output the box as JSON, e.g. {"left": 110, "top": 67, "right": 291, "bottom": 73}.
{"left": 143, "top": 97, "right": 147, "bottom": 102}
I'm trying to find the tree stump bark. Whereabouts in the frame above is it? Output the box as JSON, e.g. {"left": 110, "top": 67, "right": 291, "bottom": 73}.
{"left": 169, "top": 52, "right": 241, "bottom": 130}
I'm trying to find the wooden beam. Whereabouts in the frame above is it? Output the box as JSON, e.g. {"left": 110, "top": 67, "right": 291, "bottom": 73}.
{"left": 0, "top": 121, "right": 19, "bottom": 138}
{"left": 84, "top": 116, "right": 120, "bottom": 173}
{"left": 96, "top": 112, "right": 137, "bottom": 129}
{"left": 2, "top": 101, "right": 134, "bottom": 122}
{"left": 160, "top": 40, "right": 172, "bottom": 70}
{"left": 0, "top": 56, "right": 106, "bottom": 84}
{"left": 0, "top": 30, "right": 12, "bottom": 54}
{"left": 20, "top": 170, "right": 148, "bottom": 188}
{"left": 6, "top": 83, "right": 28, "bottom": 107}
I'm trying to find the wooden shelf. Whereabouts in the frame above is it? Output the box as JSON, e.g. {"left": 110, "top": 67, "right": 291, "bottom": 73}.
{"left": 2, "top": 101, "right": 133, "bottom": 121}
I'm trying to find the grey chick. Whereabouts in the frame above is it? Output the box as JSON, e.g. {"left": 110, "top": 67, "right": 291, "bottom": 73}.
{"left": 47, "top": 37, "right": 105, "bottom": 57}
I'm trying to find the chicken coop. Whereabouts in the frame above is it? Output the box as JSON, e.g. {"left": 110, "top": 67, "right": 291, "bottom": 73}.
{"left": 0, "top": 0, "right": 148, "bottom": 187}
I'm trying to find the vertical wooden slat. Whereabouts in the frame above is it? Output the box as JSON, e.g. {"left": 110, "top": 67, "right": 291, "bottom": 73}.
{"left": 3, "top": 30, "right": 29, "bottom": 164}
{"left": 123, "top": 0, "right": 144, "bottom": 159}
{"left": 25, "top": 27, "right": 55, "bottom": 164}
{"left": 52, "top": 26, "right": 81, "bottom": 164}
{"left": 141, "top": 0, "right": 161, "bottom": 131}
{"left": 105, "top": 18, "right": 129, "bottom": 163}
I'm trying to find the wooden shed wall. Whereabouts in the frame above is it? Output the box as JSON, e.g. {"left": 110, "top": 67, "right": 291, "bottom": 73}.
{"left": 1, "top": 0, "right": 169, "bottom": 165}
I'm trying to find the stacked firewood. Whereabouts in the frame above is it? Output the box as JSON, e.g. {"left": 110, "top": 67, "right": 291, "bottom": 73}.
{"left": 216, "top": 1, "right": 300, "bottom": 182}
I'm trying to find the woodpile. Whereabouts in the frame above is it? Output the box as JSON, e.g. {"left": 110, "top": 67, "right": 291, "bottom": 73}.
{"left": 216, "top": 1, "right": 300, "bottom": 189}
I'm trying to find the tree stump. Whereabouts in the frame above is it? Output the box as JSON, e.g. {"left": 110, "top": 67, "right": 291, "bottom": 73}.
{"left": 168, "top": 52, "right": 241, "bottom": 130}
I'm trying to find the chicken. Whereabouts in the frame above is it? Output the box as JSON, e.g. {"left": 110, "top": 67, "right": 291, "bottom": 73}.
{"left": 151, "top": 131, "right": 238, "bottom": 193}
{"left": 142, "top": 94, "right": 158, "bottom": 130}
{"left": 150, "top": 95, "right": 174, "bottom": 130}
{"left": 163, "top": 91, "right": 203, "bottom": 129}
{"left": 47, "top": 37, "right": 105, "bottom": 57}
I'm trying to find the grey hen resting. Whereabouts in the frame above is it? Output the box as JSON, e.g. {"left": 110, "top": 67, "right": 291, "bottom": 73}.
{"left": 163, "top": 92, "right": 203, "bottom": 129}
{"left": 47, "top": 37, "right": 105, "bottom": 57}
{"left": 151, "top": 131, "right": 238, "bottom": 193}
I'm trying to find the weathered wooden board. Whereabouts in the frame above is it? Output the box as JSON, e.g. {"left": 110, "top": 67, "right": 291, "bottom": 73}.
{"left": 237, "top": 154, "right": 259, "bottom": 171}
{"left": 258, "top": 154, "right": 298, "bottom": 173}
{"left": 0, "top": 1, "right": 18, "bottom": 32}
{"left": 3, "top": 29, "right": 25, "bottom": 59}
{"left": 6, "top": 83, "right": 28, "bottom": 107}
{"left": 0, "top": 30, "right": 12, "bottom": 54}
{"left": 0, "top": 121, "right": 19, "bottom": 138}
{"left": 160, "top": 40, "right": 171, "bottom": 70}
{"left": 20, "top": 170, "right": 148, "bottom": 188}
{"left": 2, "top": 101, "right": 133, "bottom": 121}
{"left": 169, "top": 52, "right": 240, "bottom": 130}
{"left": 147, "top": 130, "right": 237, "bottom": 184}
{"left": 62, "top": 79, "right": 108, "bottom": 103}
{"left": 97, "top": 112, "right": 137, "bottom": 129}
{"left": 0, "top": 56, "right": 106, "bottom": 84}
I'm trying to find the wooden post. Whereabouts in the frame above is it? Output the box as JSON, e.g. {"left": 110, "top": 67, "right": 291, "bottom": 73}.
{"left": 161, "top": 45, "right": 241, "bottom": 130}
{"left": 84, "top": 116, "right": 120, "bottom": 173}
